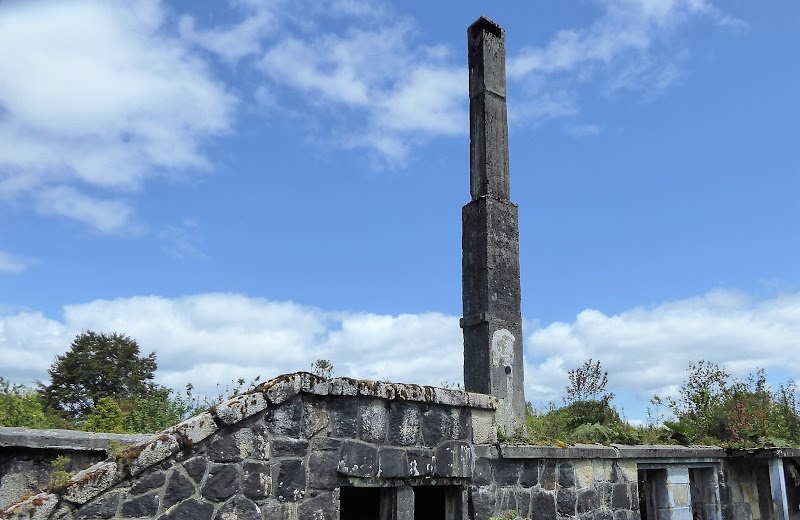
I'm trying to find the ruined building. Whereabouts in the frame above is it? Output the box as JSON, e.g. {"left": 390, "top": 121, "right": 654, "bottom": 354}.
{"left": 3, "top": 17, "right": 800, "bottom": 520}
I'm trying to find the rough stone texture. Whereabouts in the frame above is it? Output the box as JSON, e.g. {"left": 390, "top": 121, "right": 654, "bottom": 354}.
{"left": 208, "top": 435, "right": 242, "bottom": 462}
{"left": 161, "top": 499, "right": 214, "bottom": 520}
{"left": 214, "top": 392, "right": 268, "bottom": 426}
{"left": 127, "top": 435, "right": 181, "bottom": 476}
{"left": 378, "top": 447, "right": 409, "bottom": 478}
{"left": 74, "top": 490, "right": 121, "bottom": 519}
{"left": 387, "top": 402, "right": 421, "bottom": 446}
{"left": 182, "top": 456, "right": 207, "bottom": 484}
{"left": 201, "top": 463, "right": 240, "bottom": 502}
{"left": 215, "top": 495, "right": 261, "bottom": 520}
{"left": 169, "top": 412, "right": 217, "bottom": 447}
{"left": 337, "top": 440, "right": 378, "bottom": 478}
{"left": 275, "top": 459, "right": 305, "bottom": 502}
{"left": 163, "top": 470, "right": 195, "bottom": 509}
{"left": 435, "top": 440, "right": 472, "bottom": 478}
{"left": 120, "top": 491, "right": 159, "bottom": 518}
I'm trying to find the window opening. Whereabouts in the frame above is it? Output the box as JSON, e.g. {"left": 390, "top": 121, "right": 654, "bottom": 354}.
{"left": 340, "top": 487, "right": 381, "bottom": 520}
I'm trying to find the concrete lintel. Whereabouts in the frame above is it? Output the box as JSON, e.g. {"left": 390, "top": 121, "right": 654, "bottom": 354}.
{"left": 0, "top": 427, "right": 155, "bottom": 451}
{"left": 637, "top": 459, "right": 722, "bottom": 468}
{"left": 614, "top": 444, "right": 725, "bottom": 459}
{"left": 499, "top": 444, "right": 618, "bottom": 459}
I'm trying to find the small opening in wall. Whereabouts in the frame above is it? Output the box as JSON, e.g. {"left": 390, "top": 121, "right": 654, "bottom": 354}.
{"left": 414, "top": 486, "right": 446, "bottom": 519}
{"left": 505, "top": 366, "right": 511, "bottom": 375}
{"left": 638, "top": 468, "right": 667, "bottom": 520}
{"left": 340, "top": 487, "right": 381, "bottom": 520}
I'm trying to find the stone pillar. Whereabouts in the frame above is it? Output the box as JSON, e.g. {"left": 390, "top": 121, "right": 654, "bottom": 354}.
{"left": 660, "top": 466, "right": 693, "bottom": 520}
{"left": 768, "top": 458, "right": 789, "bottom": 520}
{"left": 461, "top": 16, "right": 525, "bottom": 435}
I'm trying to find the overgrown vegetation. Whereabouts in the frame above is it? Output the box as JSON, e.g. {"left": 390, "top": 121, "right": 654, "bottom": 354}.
{"left": 517, "top": 359, "right": 800, "bottom": 448}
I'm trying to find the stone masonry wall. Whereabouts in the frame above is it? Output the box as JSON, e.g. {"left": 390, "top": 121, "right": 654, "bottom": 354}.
{"left": 1, "top": 373, "right": 497, "bottom": 520}
{"left": 0, "top": 429, "right": 155, "bottom": 511}
{"left": 471, "top": 447, "right": 640, "bottom": 520}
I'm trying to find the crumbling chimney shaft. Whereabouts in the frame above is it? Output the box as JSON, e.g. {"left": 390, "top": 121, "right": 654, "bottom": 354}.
{"left": 461, "top": 17, "right": 525, "bottom": 434}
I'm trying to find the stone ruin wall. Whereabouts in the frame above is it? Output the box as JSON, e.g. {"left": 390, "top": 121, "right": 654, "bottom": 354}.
{"left": 3, "top": 372, "right": 800, "bottom": 520}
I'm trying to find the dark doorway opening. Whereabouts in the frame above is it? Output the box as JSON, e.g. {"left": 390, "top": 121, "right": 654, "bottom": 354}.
{"left": 414, "top": 486, "right": 446, "bottom": 520}
{"left": 638, "top": 469, "right": 667, "bottom": 520}
{"left": 340, "top": 487, "right": 381, "bottom": 520}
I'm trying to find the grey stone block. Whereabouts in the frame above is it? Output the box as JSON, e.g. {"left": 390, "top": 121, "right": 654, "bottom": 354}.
{"left": 201, "top": 463, "right": 240, "bottom": 502}
{"left": 435, "top": 440, "right": 472, "bottom": 478}
{"left": 421, "top": 407, "right": 449, "bottom": 446}
{"left": 541, "top": 460, "right": 556, "bottom": 490}
{"left": 337, "top": 440, "right": 378, "bottom": 478}
{"left": 611, "top": 483, "right": 631, "bottom": 510}
{"left": 267, "top": 398, "right": 302, "bottom": 437}
{"left": 359, "top": 400, "right": 388, "bottom": 443}
{"left": 557, "top": 487, "right": 577, "bottom": 517}
{"left": 243, "top": 460, "right": 271, "bottom": 499}
{"left": 271, "top": 438, "right": 309, "bottom": 458}
{"left": 388, "top": 402, "right": 421, "bottom": 446}
{"left": 75, "top": 490, "right": 122, "bottom": 519}
{"left": 593, "top": 508, "right": 614, "bottom": 520}
{"left": 129, "top": 471, "right": 165, "bottom": 495}
{"left": 407, "top": 448, "right": 434, "bottom": 477}
{"left": 470, "top": 486, "right": 497, "bottom": 520}
{"left": 473, "top": 457, "right": 494, "bottom": 486}
{"left": 120, "top": 491, "right": 159, "bottom": 518}
{"left": 161, "top": 499, "right": 214, "bottom": 520}
{"left": 182, "top": 457, "right": 207, "bottom": 484}
{"left": 520, "top": 459, "right": 539, "bottom": 487}
{"left": 297, "top": 491, "right": 338, "bottom": 520}
{"left": 215, "top": 495, "right": 261, "bottom": 520}
{"left": 531, "top": 490, "right": 556, "bottom": 519}
{"left": 308, "top": 451, "right": 340, "bottom": 490}
{"left": 163, "top": 470, "right": 195, "bottom": 508}
{"left": 209, "top": 435, "right": 241, "bottom": 462}
{"left": 302, "top": 399, "right": 330, "bottom": 439}
{"left": 378, "top": 447, "right": 409, "bottom": 478}
{"left": 558, "top": 462, "right": 576, "bottom": 488}
{"left": 330, "top": 400, "right": 358, "bottom": 438}
{"left": 578, "top": 488, "right": 599, "bottom": 514}
{"left": 275, "top": 459, "right": 306, "bottom": 502}
{"left": 496, "top": 460, "right": 521, "bottom": 485}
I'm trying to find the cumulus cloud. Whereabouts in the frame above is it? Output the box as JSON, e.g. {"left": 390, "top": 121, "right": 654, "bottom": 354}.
{"left": 0, "top": 294, "right": 463, "bottom": 399}
{"left": 508, "top": 0, "right": 746, "bottom": 131}
{"left": 0, "top": 251, "right": 35, "bottom": 274}
{"left": 525, "top": 290, "right": 800, "bottom": 410}
{"left": 0, "top": 0, "right": 235, "bottom": 232}
{"left": 1, "top": 290, "right": 798, "bottom": 418}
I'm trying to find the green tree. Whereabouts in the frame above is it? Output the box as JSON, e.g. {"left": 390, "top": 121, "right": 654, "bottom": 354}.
{"left": 125, "top": 387, "right": 197, "bottom": 433}
{"left": 0, "top": 377, "right": 50, "bottom": 428}
{"left": 564, "top": 358, "right": 614, "bottom": 406}
{"left": 40, "top": 331, "right": 157, "bottom": 421}
{"left": 83, "top": 397, "right": 127, "bottom": 433}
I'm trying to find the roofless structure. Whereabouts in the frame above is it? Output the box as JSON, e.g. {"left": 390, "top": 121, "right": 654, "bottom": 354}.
{"left": 3, "top": 16, "right": 800, "bottom": 520}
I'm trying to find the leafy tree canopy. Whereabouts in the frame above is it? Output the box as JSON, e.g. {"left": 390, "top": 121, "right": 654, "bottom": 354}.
{"left": 40, "top": 331, "right": 157, "bottom": 420}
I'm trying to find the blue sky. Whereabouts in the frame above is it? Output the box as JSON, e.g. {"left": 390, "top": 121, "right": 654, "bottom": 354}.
{"left": 1, "top": 0, "right": 798, "bottom": 423}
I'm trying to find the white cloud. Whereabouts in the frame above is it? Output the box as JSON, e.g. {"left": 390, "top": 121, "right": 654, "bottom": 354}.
{"left": 34, "top": 186, "right": 135, "bottom": 234}
{"left": 525, "top": 290, "right": 800, "bottom": 411}
{"left": 2, "top": 290, "right": 798, "bottom": 419}
{"left": 0, "top": 0, "right": 235, "bottom": 231}
{"left": 247, "top": 6, "right": 466, "bottom": 164}
{"left": 0, "top": 251, "right": 35, "bottom": 274}
{"left": 507, "top": 0, "right": 746, "bottom": 128}
{"left": 0, "top": 294, "right": 463, "bottom": 399}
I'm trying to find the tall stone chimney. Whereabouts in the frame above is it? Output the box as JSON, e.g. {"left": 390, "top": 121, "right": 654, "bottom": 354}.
{"left": 461, "top": 17, "right": 525, "bottom": 434}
